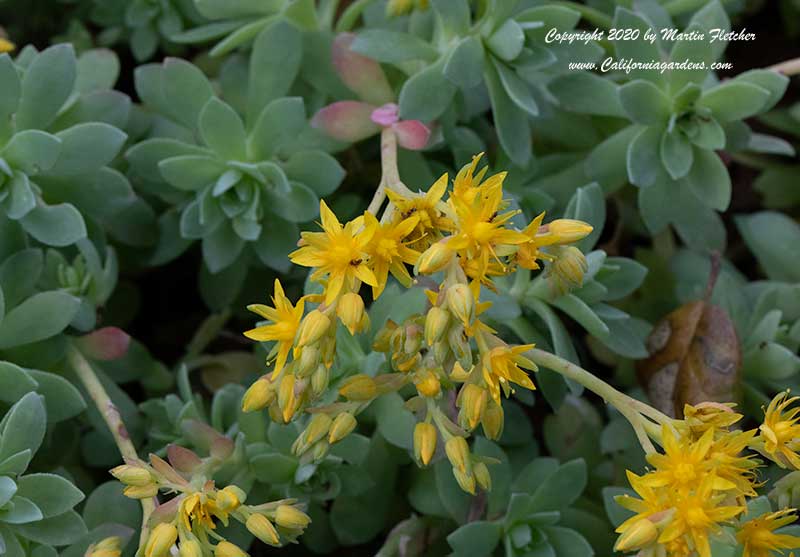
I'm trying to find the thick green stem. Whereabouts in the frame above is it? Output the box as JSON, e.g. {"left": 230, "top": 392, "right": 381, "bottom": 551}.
{"left": 68, "top": 346, "right": 155, "bottom": 547}
{"left": 525, "top": 348, "right": 672, "bottom": 453}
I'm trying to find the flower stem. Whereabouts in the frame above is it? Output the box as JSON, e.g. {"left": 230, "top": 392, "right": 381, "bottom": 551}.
{"left": 525, "top": 348, "right": 671, "bottom": 453}
{"left": 68, "top": 345, "right": 155, "bottom": 547}
{"left": 768, "top": 57, "right": 800, "bottom": 76}
{"left": 367, "top": 127, "right": 412, "bottom": 216}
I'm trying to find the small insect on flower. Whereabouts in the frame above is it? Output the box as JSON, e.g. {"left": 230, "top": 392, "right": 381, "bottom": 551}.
{"left": 736, "top": 510, "right": 800, "bottom": 557}
{"left": 290, "top": 200, "right": 377, "bottom": 305}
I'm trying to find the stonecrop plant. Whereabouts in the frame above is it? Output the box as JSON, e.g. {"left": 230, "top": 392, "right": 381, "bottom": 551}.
{"left": 3, "top": 0, "right": 800, "bottom": 557}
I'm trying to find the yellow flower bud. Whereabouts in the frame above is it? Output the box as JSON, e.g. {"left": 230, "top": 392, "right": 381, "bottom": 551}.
{"left": 123, "top": 484, "right": 159, "bottom": 499}
{"left": 216, "top": 485, "right": 245, "bottom": 511}
{"left": 312, "top": 439, "right": 329, "bottom": 462}
{"left": 458, "top": 384, "right": 487, "bottom": 430}
{"left": 386, "top": 0, "right": 413, "bottom": 16}
{"left": 614, "top": 518, "right": 658, "bottom": 552}
{"left": 473, "top": 461, "right": 491, "bottom": 491}
{"left": 372, "top": 320, "right": 397, "bottom": 352}
{"left": 339, "top": 374, "right": 377, "bottom": 401}
{"left": 311, "top": 364, "right": 329, "bottom": 396}
{"left": 275, "top": 505, "right": 311, "bottom": 530}
{"left": 425, "top": 306, "right": 450, "bottom": 346}
{"left": 268, "top": 402, "right": 283, "bottom": 423}
{"left": 481, "top": 400, "right": 504, "bottom": 440}
{"left": 445, "top": 436, "right": 471, "bottom": 474}
{"left": 415, "top": 369, "right": 441, "bottom": 398}
{"left": 329, "top": 412, "right": 357, "bottom": 444}
{"left": 418, "top": 240, "right": 453, "bottom": 274}
{"left": 297, "top": 310, "right": 331, "bottom": 347}
{"left": 545, "top": 219, "right": 593, "bottom": 244}
{"left": 296, "top": 346, "right": 319, "bottom": 377}
{"left": 144, "top": 523, "right": 177, "bottom": 557}
{"left": 178, "top": 539, "right": 202, "bottom": 557}
{"left": 241, "top": 379, "right": 274, "bottom": 412}
{"left": 295, "top": 413, "right": 332, "bottom": 455}
{"left": 214, "top": 541, "right": 247, "bottom": 557}
{"left": 110, "top": 464, "right": 152, "bottom": 486}
{"left": 452, "top": 466, "right": 476, "bottom": 494}
{"left": 547, "top": 246, "right": 588, "bottom": 294}
{"left": 86, "top": 536, "right": 122, "bottom": 557}
{"left": 0, "top": 38, "right": 14, "bottom": 54}
{"left": 446, "top": 284, "right": 474, "bottom": 327}
{"left": 414, "top": 422, "right": 437, "bottom": 466}
{"left": 278, "top": 373, "right": 297, "bottom": 423}
{"left": 337, "top": 293, "right": 368, "bottom": 335}
{"left": 246, "top": 513, "right": 280, "bottom": 546}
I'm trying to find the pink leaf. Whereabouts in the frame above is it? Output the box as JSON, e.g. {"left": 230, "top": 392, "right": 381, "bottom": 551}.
{"left": 77, "top": 327, "right": 131, "bottom": 361}
{"left": 332, "top": 33, "right": 395, "bottom": 106}
{"left": 167, "top": 444, "right": 203, "bottom": 475}
{"left": 311, "top": 101, "right": 381, "bottom": 143}
{"left": 393, "top": 120, "right": 431, "bottom": 150}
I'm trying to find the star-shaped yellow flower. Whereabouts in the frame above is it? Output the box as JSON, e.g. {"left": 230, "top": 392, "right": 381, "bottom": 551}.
{"left": 244, "top": 279, "right": 305, "bottom": 377}
{"left": 290, "top": 200, "right": 377, "bottom": 305}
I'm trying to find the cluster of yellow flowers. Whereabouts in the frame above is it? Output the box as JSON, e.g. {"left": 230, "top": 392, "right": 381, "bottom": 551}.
{"left": 241, "top": 154, "right": 593, "bottom": 492}
{"left": 614, "top": 398, "right": 800, "bottom": 557}
{"left": 111, "top": 445, "right": 310, "bottom": 557}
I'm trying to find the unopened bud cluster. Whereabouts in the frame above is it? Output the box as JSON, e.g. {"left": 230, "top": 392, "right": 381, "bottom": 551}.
{"left": 112, "top": 443, "right": 311, "bottom": 557}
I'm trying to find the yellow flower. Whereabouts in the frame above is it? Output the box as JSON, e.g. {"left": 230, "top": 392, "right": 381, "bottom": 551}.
{"left": 244, "top": 279, "right": 305, "bottom": 377}
{"left": 481, "top": 344, "right": 536, "bottom": 404}
{"left": 656, "top": 475, "right": 744, "bottom": 557}
{"left": 385, "top": 174, "right": 451, "bottom": 248}
{"left": 707, "top": 429, "right": 759, "bottom": 498}
{"left": 641, "top": 426, "right": 735, "bottom": 492}
{"left": 362, "top": 211, "right": 420, "bottom": 298}
{"left": 614, "top": 518, "right": 658, "bottom": 553}
{"left": 516, "top": 213, "right": 592, "bottom": 271}
{"left": 290, "top": 201, "right": 377, "bottom": 305}
{"left": 737, "top": 510, "right": 800, "bottom": 557}
{"left": 144, "top": 523, "right": 177, "bottom": 557}
{"left": 756, "top": 392, "right": 800, "bottom": 469}
{"left": 682, "top": 401, "right": 743, "bottom": 438}
{"left": 0, "top": 37, "right": 14, "bottom": 54}
{"left": 86, "top": 537, "right": 122, "bottom": 557}
{"left": 445, "top": 168, "right": 528, "bottom": 281}
{"left": 179, "top": 493, "right": 216, "bottom": 532}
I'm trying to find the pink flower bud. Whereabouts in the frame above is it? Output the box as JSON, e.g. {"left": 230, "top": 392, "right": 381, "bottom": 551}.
{"left": 393, "top": 120, "right": 431, "bottom": 150}
{"left": 332, "top": 33, "right": 395, "bottom": 106}
{"left": 311, "top": 101, "right": 381, "bottom": 143}
{"left": 77, "top": 327, "right": 131, "bottom": 361}
{"left": 371, "top": 103, "right": 399, "bottom": 126}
